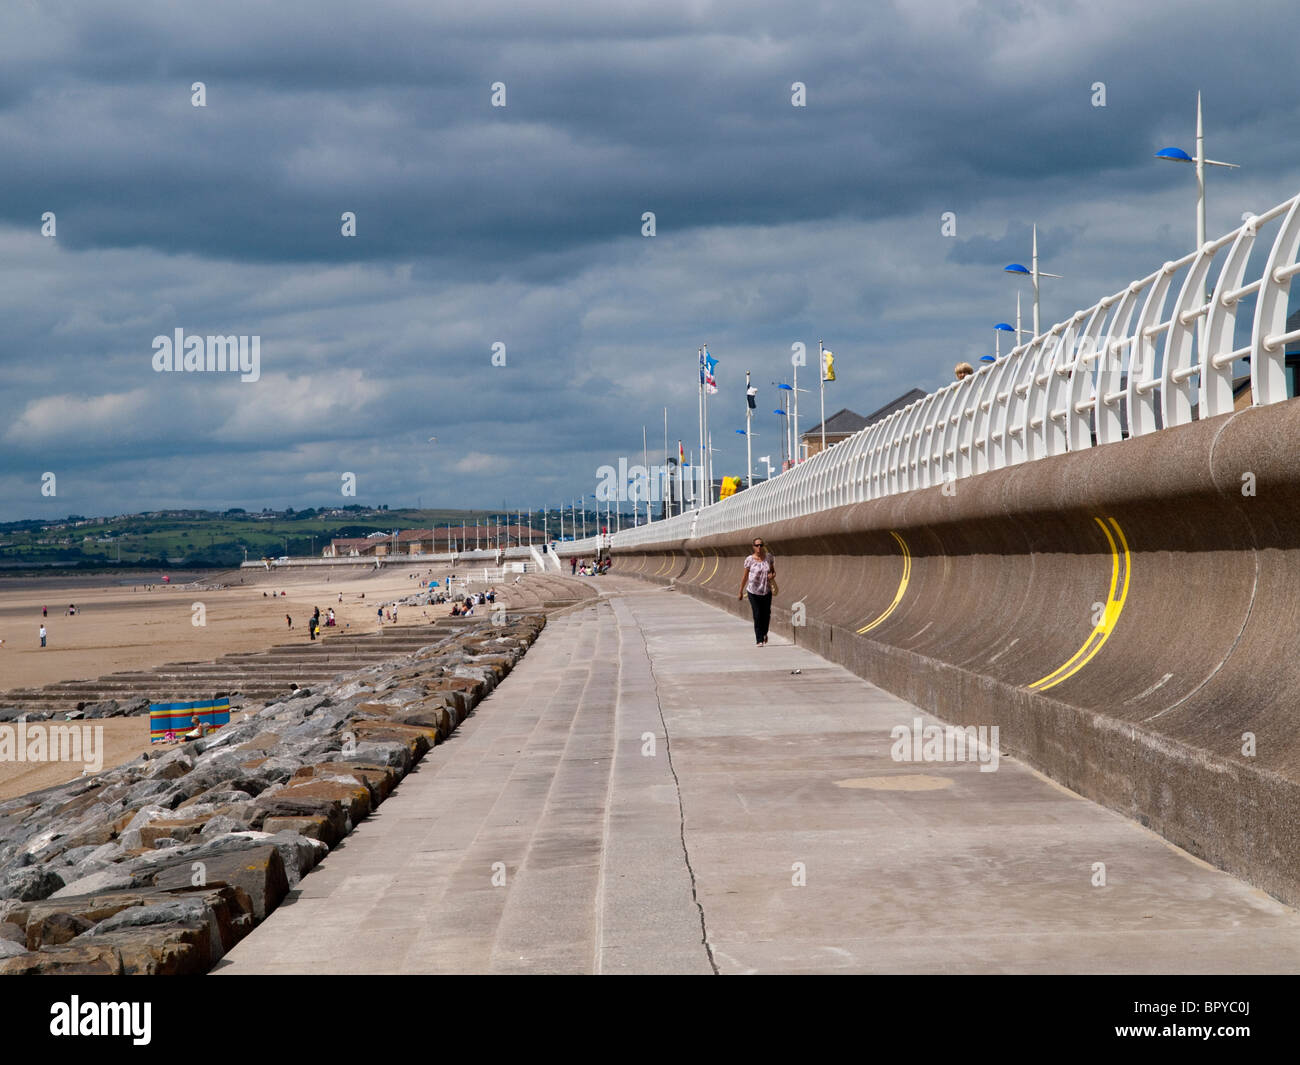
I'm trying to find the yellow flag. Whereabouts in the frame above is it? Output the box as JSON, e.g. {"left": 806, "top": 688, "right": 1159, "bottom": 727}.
{"left": 719, "top": 476, "right": 741, "bottom": 499}
{"left": 823, "top": 349, "right": 836, "bottom": 382}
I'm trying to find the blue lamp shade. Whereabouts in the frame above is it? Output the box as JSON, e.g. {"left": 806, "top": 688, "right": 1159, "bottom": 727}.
{"left": 979, "top": 355, "right": 996, "bottom": 362}
{"left": 774, "top": 408, "right": 787, "bottom": 416}
{"left": 735, "top": 429, "right": 746, "bottom": 435}
{"left": 1004, "top": 263, "right": 1030, "bottom": 274}
{"left": 777, "top": 383, "right": 794, "bottom": 391}
{"left": 1156, "top": 146, "right": 1193, "bottom": 161}
{"left": 995, "top": 323, "right": 1015, "bottom": 332}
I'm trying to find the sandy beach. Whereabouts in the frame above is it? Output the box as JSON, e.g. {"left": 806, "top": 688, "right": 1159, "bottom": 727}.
{"left": 0, "top": 562, "right": 488, "bottom": 800}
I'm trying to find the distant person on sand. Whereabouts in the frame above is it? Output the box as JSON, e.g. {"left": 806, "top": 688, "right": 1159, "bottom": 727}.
{"left": 39, "top": 624, "right": 47, "bottom": 648}
{"left": 571, "top": 558, "right": 577, "bottom": 575}
{"left": 738, "top": 537, "right": 776, "bottom": 647}
{"left": 286, "top": 614, "right": 293, "bottom": 629}
{"left": 42, "top": 605, "right": 47, "bottom": 617}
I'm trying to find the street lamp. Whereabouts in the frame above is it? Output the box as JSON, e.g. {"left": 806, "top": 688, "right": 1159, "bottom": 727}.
{"left": 993, "top": 321, "right": 1028, "bottom": 359}
{"left": 1004, "top": 225, "right": 1061, "bottom": 338}
{"left": 774, "top": 408, "right": 790, "bottom": 468}
{"left": 995, "top": 322, "right": 1013, "bottom": 360}
{"left": 1156, "top": 92, "right": 1239, "bottom": 251}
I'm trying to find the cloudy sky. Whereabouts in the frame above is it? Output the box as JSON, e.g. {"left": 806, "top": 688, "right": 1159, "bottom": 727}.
{"left": 2, "top": 0, "right": 1299, "bottom": 521}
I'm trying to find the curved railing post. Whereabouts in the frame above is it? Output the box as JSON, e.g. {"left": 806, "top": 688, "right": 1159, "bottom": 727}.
{"left": 1251, "top": 196, "right": 1300, "bottom": 407}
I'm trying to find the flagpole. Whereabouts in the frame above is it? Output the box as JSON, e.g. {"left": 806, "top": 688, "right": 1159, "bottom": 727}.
{"left": 818, "top": 339, "right": 827, "bottom": 455}
{"left": 792, "top": 359, "right": 800, "bottom": 464}
{"left": 745, "top": 369, "right": 753, "bottom": 489}
{"left": 642, "top": 424, "right": 649, "bottom": 525}
{"left": 703, "top": 347, "right": 711, "bottom": 505}
{"left": 662, "top": 406, "right": 668, "bottom": 521}
{"left": 697, "top": 347, "right": 705, "bottom": 511}
{"left": 676, "top": 440, "right": 683, "bottom": 517}
{"left": 707, "top": 429, "right": 717, "bottom": 504}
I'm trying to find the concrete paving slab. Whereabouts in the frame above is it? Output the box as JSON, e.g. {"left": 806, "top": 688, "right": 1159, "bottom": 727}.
{"left": 214, "top": 583, "right": 1300, "bottom": 974}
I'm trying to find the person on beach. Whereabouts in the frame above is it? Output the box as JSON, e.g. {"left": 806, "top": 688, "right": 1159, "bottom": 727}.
{"left": 286, "top": 614, "right": 293, "bottom": 629}
{"left": 39, "top": 624, "right": 47, "bottom": 647}
{"left": 42, "top": 605, "right": 47, "bottom": 617}
{"left": 954, "top": 362, "right": 974, "bottom": 381}
{"left": 738, "top": 538, "right": 776, "bottom": 646}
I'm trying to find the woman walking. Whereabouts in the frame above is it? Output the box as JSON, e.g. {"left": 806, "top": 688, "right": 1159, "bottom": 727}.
{"left": 738, "top": 538, "right": 776, "bottom": 646}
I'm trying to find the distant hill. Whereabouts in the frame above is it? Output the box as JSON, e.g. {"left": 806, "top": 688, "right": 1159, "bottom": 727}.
{"left": 0, "top": 506, "right": 555, "bottom": 570}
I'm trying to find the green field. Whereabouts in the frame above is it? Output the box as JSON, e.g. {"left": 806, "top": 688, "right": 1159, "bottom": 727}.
{"left": 0, "top": 507, "right": 566, "bottom": 570}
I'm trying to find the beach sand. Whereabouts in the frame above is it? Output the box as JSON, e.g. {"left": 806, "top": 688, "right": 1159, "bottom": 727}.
{"left": 0, "top": 562, "right": 479, "bottom": 800}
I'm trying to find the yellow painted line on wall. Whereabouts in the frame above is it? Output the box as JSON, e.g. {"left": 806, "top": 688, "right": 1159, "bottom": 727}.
{"left": 701, "top": 548, "right": 721, "bottom": 585}
{"left": 652, "top": 551, "right": 675, "bottom": 577}
{"left": 681, "top": 548, "right": 702, "bottom": 582}
{"left": 686, "top": 552, "right": 707, "bottom": 583}
{"left": 857, "top": 532, "right": 912, "bottom": 634}
{"left": 1028, "top": 516, "right": 1130, "bottom": 693}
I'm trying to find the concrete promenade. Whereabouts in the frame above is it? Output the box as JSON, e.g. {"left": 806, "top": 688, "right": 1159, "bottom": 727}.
{"left": 215, "top": 577, "right": 1300, "bottom": 974}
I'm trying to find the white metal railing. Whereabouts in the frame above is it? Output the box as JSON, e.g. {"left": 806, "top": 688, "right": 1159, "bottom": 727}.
{"left": 608, "top": 191, "right": 1300, "bottom": 549}
{"left": 554, "top": 534, "right": 606, "bottom": 556}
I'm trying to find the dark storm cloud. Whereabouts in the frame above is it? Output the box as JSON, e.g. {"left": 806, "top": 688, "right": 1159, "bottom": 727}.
{"left": 1, "top": 0, "right": 1277, "bottom": 269}
{"left": 4, "top": 0, "right": 1300, "bottom": 520}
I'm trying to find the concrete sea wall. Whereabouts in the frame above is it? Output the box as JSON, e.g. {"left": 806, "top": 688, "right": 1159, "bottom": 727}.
{"left": 613, "top": 398, "right": 1300, "bottom": 905}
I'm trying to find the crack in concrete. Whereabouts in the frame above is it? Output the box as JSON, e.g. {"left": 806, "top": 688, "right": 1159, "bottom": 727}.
{"left": 625, "top": 595, "right": 719, "bottom": 976}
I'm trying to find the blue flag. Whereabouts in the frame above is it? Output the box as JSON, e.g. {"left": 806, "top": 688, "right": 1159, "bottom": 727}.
{"left": 703, "top": 347, "right": 718, "bottom": 394}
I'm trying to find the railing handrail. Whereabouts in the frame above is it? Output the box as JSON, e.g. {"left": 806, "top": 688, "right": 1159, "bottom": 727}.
{"left": 609, "top": 192, "right": 1300, "bottom": 550}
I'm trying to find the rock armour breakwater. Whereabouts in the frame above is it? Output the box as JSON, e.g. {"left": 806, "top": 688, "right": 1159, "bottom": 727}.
{"left": 0, "top": 613, "right": 544, "bottom": 974}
